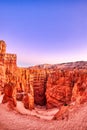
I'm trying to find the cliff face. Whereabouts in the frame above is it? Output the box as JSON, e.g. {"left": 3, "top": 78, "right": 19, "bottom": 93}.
{"left": 1, "top": 40, "right": 87, "bottom": 111}
{"left": 16, "top": 67, "right": 47, "bottom": 106}
{"left": 0, "top": 63, "right": 5, "bottom": 94}
{"left": 16, "top": 63, "right": 87, "bottom": 109}
{"left": 46, "top": 68, "right": 87, "bottom": 108}
{"left": 0, "top": 40, "right": 17, "bottom": 109}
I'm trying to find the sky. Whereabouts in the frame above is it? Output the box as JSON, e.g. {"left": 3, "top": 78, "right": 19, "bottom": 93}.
{"left": 0, "top": 0, "right": 87, "bottom": 67}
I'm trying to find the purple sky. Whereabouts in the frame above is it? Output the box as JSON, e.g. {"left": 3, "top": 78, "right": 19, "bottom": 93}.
{"left": 0, "top": 0, "right": 87, "bottom": 67}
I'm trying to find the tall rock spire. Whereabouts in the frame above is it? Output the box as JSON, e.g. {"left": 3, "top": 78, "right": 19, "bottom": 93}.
{"left": 0, "top": 40, "right": 6, "bottom": 54}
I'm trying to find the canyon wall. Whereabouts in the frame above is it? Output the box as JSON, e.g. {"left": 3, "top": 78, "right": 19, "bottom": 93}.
{"left": 0, "top": 41, "right": 17, "bottom": 92}
{"left": 16, "top": 67, "right": 47, "bottom": 106}
{"left": 0, "top": 40, "right": 17, "bottom": 108}
{"left": 1, "top": 40, "right": 87, "bottom": 110}
{"left": 46, "top": 68, "right": 87, "bottom": 108}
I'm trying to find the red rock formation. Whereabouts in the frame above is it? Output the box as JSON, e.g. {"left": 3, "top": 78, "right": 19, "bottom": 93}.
{"left": 2, "top": 82, "right": 16, "bottom": 109}
{"left": 22, "top": 93, "right": 29, "bottom": 109}
{"left": 46, "top": 70, "right": 73, "bottom": 108}
{"left": 1, "top": 40, "right": 87, "bottom": 113}
{"left": 0, "top": 63, "right": 5, "bottom": 94}
{"left": 71, "top": 70, "right": 87, "bottom": 104}
{"left": 53, "top": 106, "right": 69, "bottom": 120}
{"left": 16, "top": 67, "right": 47, "bottom": 106}
{"left": 0, "top": 40, "right": 17, "bottom": 95}
{"left": 0, "top": 40, "right": 6, "bottom": 54}
{"left": 29, "top": 69, "right": 47, "bottom": 105}
{"left": 22, "top": 93, "right": 34, "bottom": 110}
{"left": 46, "top": 69, "right": 87, "bottom": 108}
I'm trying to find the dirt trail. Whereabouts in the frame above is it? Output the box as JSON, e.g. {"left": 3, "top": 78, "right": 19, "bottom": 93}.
{"left": 0, "top": 95, "right": 87, "bottom": 130}
{"left": 16, "top": 101, "right": 58, "bottom": 120}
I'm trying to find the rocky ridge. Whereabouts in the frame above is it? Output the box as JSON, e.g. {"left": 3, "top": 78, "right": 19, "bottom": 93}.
{"left": 0, "top": 40, "right": 87, "bottom": 120}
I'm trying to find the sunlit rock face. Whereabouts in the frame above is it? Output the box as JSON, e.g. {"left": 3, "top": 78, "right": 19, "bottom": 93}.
{"left": 0, "top": 40, "right": 17, "bottom": 109}
{"left": 0, "top": 40, "right": 17, "bottom": 93}
{"left": 0, "top": 40, "right": 6, "bottom": 54}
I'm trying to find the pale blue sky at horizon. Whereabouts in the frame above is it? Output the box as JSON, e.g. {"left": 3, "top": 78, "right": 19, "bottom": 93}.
{"left": 0, "top": 0, "right": 87, "bottom": 67}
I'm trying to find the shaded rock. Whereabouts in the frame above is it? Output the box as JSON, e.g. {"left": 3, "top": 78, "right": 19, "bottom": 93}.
{"left": 53, "top": 106, "right": 69, "bottom": 120}
{"left": 16, "top": 93, "right": 24, "bottom": 101}
{"left": 22, "top": 94, "right": 29, "bottom": 109}
{"left": 22, "top": 93, "right": 34, "bottom": 110}
{"left": 46, "top": 70, "right": 73, "bottom": 108}
{"left": 2, "top": 82, "right": 16, "bottom": 108}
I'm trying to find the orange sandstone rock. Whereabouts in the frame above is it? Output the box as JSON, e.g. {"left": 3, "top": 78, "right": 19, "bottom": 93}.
{"left": 2, "top": 82, "right": 16, "bottom": 108}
